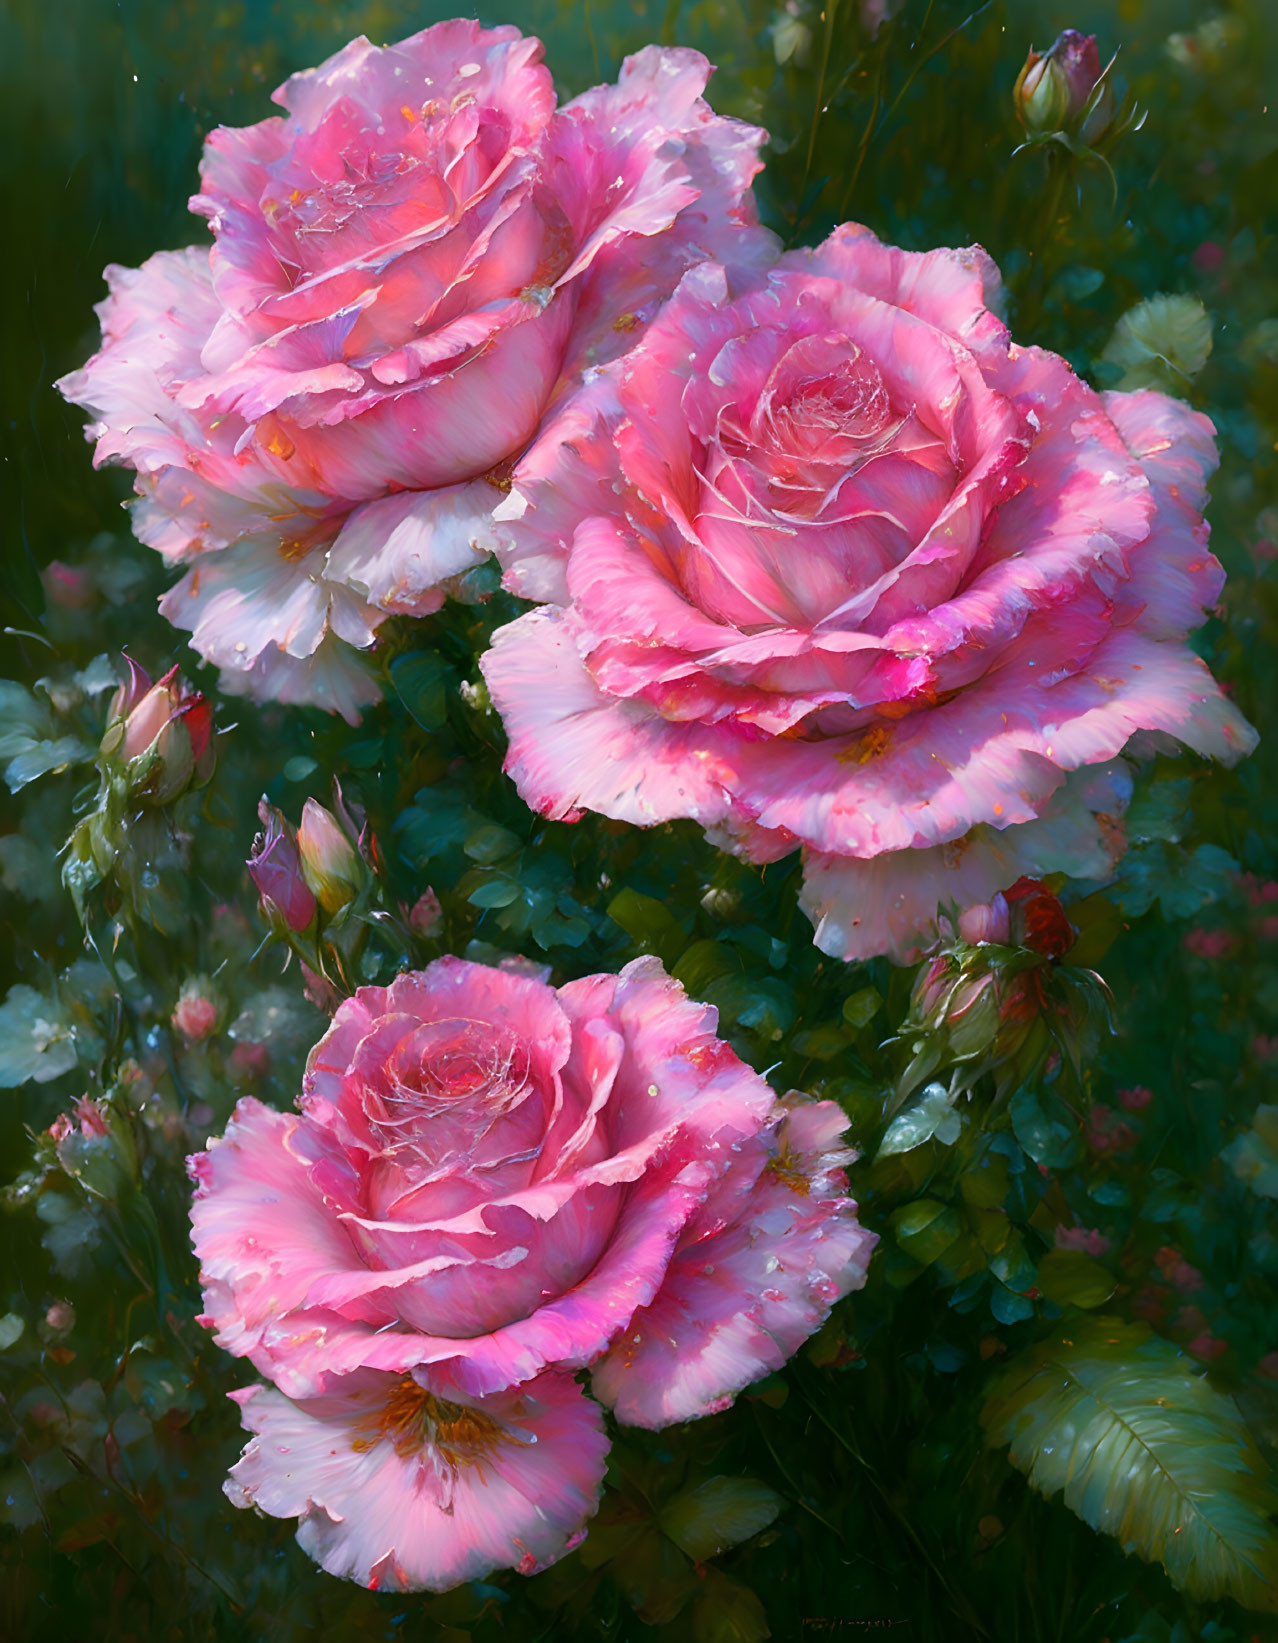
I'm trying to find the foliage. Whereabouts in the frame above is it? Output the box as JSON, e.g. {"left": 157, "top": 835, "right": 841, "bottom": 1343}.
{"left": 984, "top": 1318, "right": 1278, "bottom": 1610}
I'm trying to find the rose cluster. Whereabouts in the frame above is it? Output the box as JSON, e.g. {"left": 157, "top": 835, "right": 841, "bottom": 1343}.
{"left": 61, "top": 18, "right": 1254, "bottom": 964}
{"left": 189, "top": 958, "right": 874, "bottom": 1590}
{"left": 56, "top": 9, "right": 1256, "bottom": 1596}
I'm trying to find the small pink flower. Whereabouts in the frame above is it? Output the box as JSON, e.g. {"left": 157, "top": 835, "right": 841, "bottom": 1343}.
{"left": 408, "top": 889, "right": 443, "bottom": 939}
{"left": 189, "top": 957, "right": 874, "bottom": 1424}
{"left": 102, "top": 661, "right": 215, "bottom": 804}
{"left": 45, "top": 1302, "right": 75, "bottom": 1334}
{"left": 1172, "top": 1304, "right": 1208, "bottom": 1334}
{"left": 1183, "top": 926, "right": 1235, "bottom": 959}
{"left": 173, "top": 981, "right": 219, "bottom": 1042}
{"left": 1154, "top": 1247, "right": 1205, "bottom": 1292}
{"left": 1191, "top": 242, "right": 1227, "bottom": 275}
{"left": 958, "top": 894, "right": 1011, "bottom": 946}
{"left": 1259, "top": 916, "right": 1278, "bottom": 943}
{"left": 1257, "top": 1351, "right": 1278, "bottom": 1379}
{"left": 59, "top": 23, "right": 768, "bottom": 715}
{"left": 224, "top": 1369, "right": 607, "bottom": 1592}
{"left": 483, "top": 225, "right": 1254, "bottom": 963}
{"left": 1085, "top": 1104, "right": 1139, "bottom": 1156}
{"left": 1117, "top": 1084, "right": 1154, "bottom": 1112}
{"left": 1252, "top": 1035, "right": 1278, "bottom": 1064}
{"left": 46, "top": 1114, "right": 74, "bottom": 1143}
{"left": 1054, "top": 1226, "right": 1111, "bottom": 1257}
{"left": 1187, "top": 1332, "right": 1228, "bottom": 1361}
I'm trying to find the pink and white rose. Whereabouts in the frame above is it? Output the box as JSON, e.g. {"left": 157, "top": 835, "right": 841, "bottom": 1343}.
{"left": 482, "top": 225, "right": 1257, "bottom": 960}
{"left": 59, "top": 21, "right": 767, "bottom": 718}
{"left": 189, "top": 955, "right": 872, "bottom": 1588}
{"left": 188, "top": 957, "right": 873, "bottom": 1413}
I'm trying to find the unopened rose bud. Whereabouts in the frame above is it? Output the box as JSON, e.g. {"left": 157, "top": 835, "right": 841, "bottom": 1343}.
{"left": 102, "top": 662, "right": 215, "bottom": 805}
{"left": 1015, "top": 30, "right": 1114, "bottom": 143}
{"left": 173, "top": 979, "right": 219, "bottom": 1042}
{"left": 958, "top": 893, "right": 1012, "bottom": 946}
{"left": 1003, "top": 878, "right": 1076, "bottom": 958}
{"left": 297, "top": 799, "right": 364, "bottom": 915}
{"left": 248, "top": 801, "right": 317, "bottom": 932}
{"left": 1015, "top": 48, "right": 1072, "bottom": 134}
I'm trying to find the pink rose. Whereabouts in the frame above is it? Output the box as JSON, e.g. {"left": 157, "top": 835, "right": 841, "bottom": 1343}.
{"left": 482, "top": 226, "right": 1256, "bottom": 961}
{"left": 189, "top": 956, "right": 871, "bottom": 1406}
{"left": 58, "top": 22, "right": 767, "bottom": 719}
{"left": 190, "top": 956, "right": 872, "bottom": 1589}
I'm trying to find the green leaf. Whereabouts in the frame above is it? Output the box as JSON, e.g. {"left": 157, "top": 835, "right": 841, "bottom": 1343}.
{"left": 983, "top": 1318, "right": 1278, "bottom": 1611}
{"left": 463, "top": 821, "right": 522, "bottom": 865}
{"left": 390, "top": 651, "right": 450, "bottom": 731}
{"left": 692, "top": 1569, "right": 771, "bottom": 1643}
{"left": 878, "top": 1082, "right": 962, "bottom": 1157}
{"left": 660, "top": 1477, "right": 784, "bottom": 1563}
{"left": 1222, "top": 1106, "right": 1278, "bottom": 1198}
{"left": 891, "top": 1199, "right": 963, "bottom": 1265}
{"left": 1010, "top": 1087, "right": 1078, "bottom": 1168}
{"left": 990, "top": 1283, "right": 1036, "bottom": 1325}
{"left": 467, "top": 878, "right": 521, "bottom": 909}
{"left": 0, "top": 984, "right": 78, "bottom": 1086}
{"left": 607, "top": 888, "right": 686, "bottom": 965}
{"left": 842, "top": 986, "right": 882, "bottom": 1029}
{"left": 1035, "top": 1250, "right": 1117, "bottom": 1309}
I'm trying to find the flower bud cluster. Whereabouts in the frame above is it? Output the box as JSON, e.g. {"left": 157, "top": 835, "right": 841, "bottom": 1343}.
{"left": 894, "top": 878, "right": 1111, "bottom": 1105}
{"left": 99, "top": 658, "right": 215, "bottom": 806}
{"left": 247, "top": 791, "right": 383, "bottom": 999}
{"left": 62, "top": 657, "right": 218, "bottom": 920}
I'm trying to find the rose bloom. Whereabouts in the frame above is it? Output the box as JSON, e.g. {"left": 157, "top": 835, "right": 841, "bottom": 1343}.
{"left": 189, "top": 957, "right": 873, "bottom": 1588}
{"left": 58, "top": 21, "right": 766, "bottom": 720}
{"left": 482, "top": 227, "right": 1257, "bottom": 960}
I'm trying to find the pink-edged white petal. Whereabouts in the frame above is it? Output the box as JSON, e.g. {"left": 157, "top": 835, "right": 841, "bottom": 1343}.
{"left": 158, "top": 536, "right": 381, "bottom": 669}
{"left": 326, "top": 481, "right": 501, "bottom": 617}
{"left": 798, "top": 762, "right": 1133, "bottom": 963}
{"left": 225, "top": 1368, "right": 608, "bottom": 1592}
{"left": 215, "top": 637, "right": 380, "bottom": 723}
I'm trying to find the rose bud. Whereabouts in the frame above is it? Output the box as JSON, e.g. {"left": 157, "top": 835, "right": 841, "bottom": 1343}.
{"left": 248, "top": 801, "right": 317, "bottom": 933}
{"left": 296, "top": 799, "right": 365, "bottom": 915}
{"left": 1003, "top": 878, "right": 1077, "bottom": 959}
{"left": 1015, "top": 30, "right": 1115, "bottom": 143}
{"left": 1014, "top": 46, "right": 1073, "bottom": 134}
{"left": 101, "top": 661, "right": 216, "bottom": 805}
{"left": 173, "top": 978, "right": 220, "bottom": 1042}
